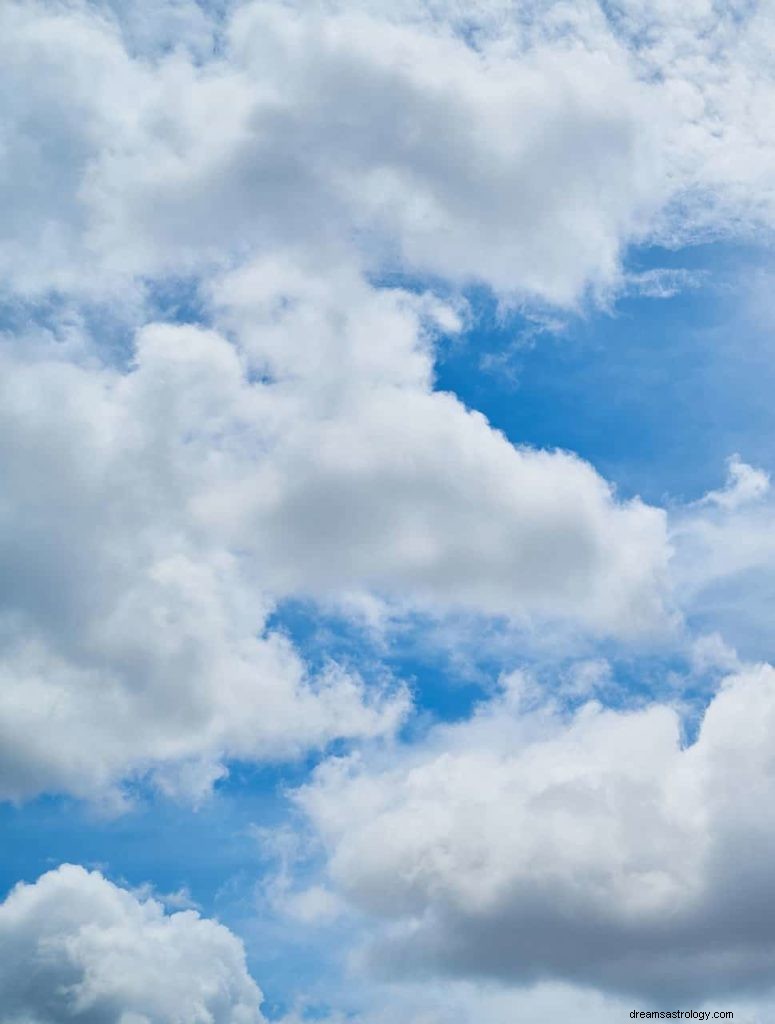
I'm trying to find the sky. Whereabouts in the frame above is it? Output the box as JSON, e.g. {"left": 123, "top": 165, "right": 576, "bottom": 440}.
{"left": 6, "top": 1, "right": 775, "bottom": 1022}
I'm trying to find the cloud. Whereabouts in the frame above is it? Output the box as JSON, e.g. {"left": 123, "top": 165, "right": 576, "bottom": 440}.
{"left": 278, "top": 978, "right": 637, "bottom": 1024}
{"left": 670, "top": 457, "right": 775, "bottom": 660}
{"left": 0, "top": 864, "right": 265, "bottom": 1024}
{"left": 606, "top": 0, "right": 775, "bottom": 240}
{"left": 297, "top": 663, "right": 775, "bottom": 1000}
{"left": 697, "top": 455, "right": 770, "bottom": 511}
{"left": 6, "top": 1, "right": 775, "bottom": 1016}
{"left": 0, "top": 0, "right": 668, "bottom": 305}
{"left": 0, "top": 318, "right": 407, "bottom": 804}
{"left": 7, "top": 0, "right": 775, "bottom": 312}
{"left": 208, "top": 254, "right": 670, "bottom": 631}
{"left": 278, "top": 976, "right": 771, "bottom": 1024}
{"left": 8, "top": 0, "right": 775, "bottom": 308}
{"left": 0, "top": 251, "right": 674, "bottom": 800}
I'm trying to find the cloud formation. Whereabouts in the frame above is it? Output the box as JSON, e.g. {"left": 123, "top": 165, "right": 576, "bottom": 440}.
{"left": 0, "top": 0, "right": 669, "bottom": 303}
{"left": 0, "top": 260, "right": 669, "bottom": 801}
{"left": 299, "top": 664, "right": 775, "bottom": 1000}
{"left": 8, "top": 0, "right": 775, "bottom": 307}
{"left": 0, "top": 864, "right": 264, "bottom": 1023}
{"left": 671, "top": 457, "right": 775, "bottom": 660}
{"left": 6, "top": 0, "right": 775, "bottom": 1017}
{"left": 210, "top": 255, "right": 669, "bottom": 628}
{"left": 0, "top": 317, "right": 410, "bottom": 803}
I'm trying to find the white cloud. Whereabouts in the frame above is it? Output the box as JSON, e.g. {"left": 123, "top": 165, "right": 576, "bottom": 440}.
{"left": 0, "top": 864, "right": 265, "bottom": 1024}
{"left": 6, "top": 0, "right": 775, "bottom": 310}
{"left": 279, "top": 976, "right": 770, "bottom": 1024}
{"left": 697, "top": 454, "right": 770, "bottom": 511}
{"left": 6, "top": 2, "right": 775, "bottom": 1015}
{"left": 279, "top": 978, "right": 637, "bottom": 1024}
{"left": 0, "top": 265, "right": 670, "bottom": 801}
{"left": 7, "top": 0, "right": 775, "bottom": 308}
{"left": 0, "top": 319, "right": 407, "bottom": 803}
{"left": 208, "top": 255, "right": 670, "bottom": 631}
{"left": 607, "top": 0, "right": 775, "bottom": 243}
{"left": 297, "top": 663, "right": 775, "bottom": 999}
{"left": 670, "top": 457, "right": 775, "bottom": 660}
{"left": 0, "top": 0, "right": 668, "bottom": 305}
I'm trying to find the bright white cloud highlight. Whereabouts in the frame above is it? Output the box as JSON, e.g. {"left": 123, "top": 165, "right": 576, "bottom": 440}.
{"left": 0, "top": 0, "right": 664, "bottom": 304}
{"left": 0, "top": 318, "right": 409, "bottom": 804}
{"left": 7, "top": 0, "right": 775, "bottom": 306}
{"left": 0, "top": 864, "right": 265, "bottom": 1024}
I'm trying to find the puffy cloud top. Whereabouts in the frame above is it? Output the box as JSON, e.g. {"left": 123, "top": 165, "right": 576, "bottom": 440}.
{"left": 0, "top": 864, "right": 264, "bottom": 1023}
{"left": 299, "top": 665, "right": 775, "bottom": 999}
{"left": 5, "top": 0, "right": 775, "bottom": 305}
{"left": 0, "top": 264, "right": 669, "bottom": 801}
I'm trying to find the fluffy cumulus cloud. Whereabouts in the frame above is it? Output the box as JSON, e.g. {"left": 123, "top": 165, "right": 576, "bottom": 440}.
{"left": 298, "top": 664, "right": 775, "bottom": 1000}
{"left": 0, "top": 864, "right": 264, "bottom": 1023}
{"left": 0, "top": 258, "right": 669, "bottom": 802}
{"left": 6, "top": 0, "right": 775, "bottom": 306}
{"left": 7, "top": 0, "right": 775, "bottom": 1018}
{"left": 0, "top": 0, "right": 670, "bottom": 304}
{"left": 0, "top": 315, "right": 409, "bottom": 804}
{"left": 209, "top": 255, "right": 669, "bottom": 627}
{"left": 0, "top": 0, "right": 687, "bottom": 804}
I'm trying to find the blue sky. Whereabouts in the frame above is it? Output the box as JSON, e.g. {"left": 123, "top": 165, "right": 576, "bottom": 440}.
{"left": 441, "top": 244, "right": 775, "bottom": 501}
{"left": 5, "top": 3, "right": 775, "bottom": 1023}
